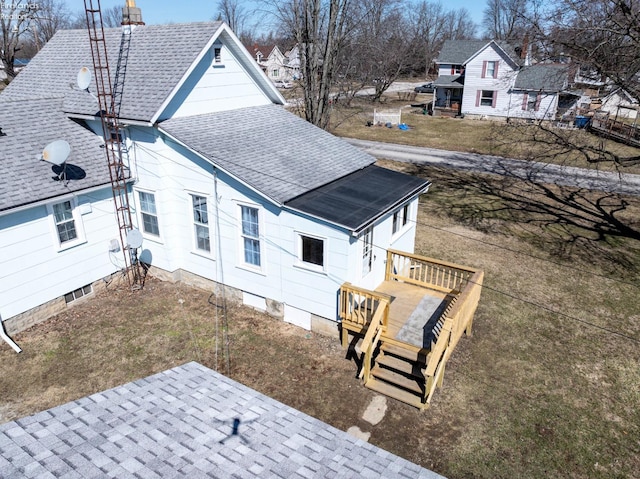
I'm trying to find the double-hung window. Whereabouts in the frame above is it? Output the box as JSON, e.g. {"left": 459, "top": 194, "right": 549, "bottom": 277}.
{"left": 525, "top": 92, "right": 540, "bottom": 111}
{"left": 483, "top": 60, "right": 498, "bottom": 79}
{"left": 138, "top": 191, "right": 160, "bottom": 236}
{"left": 192, "top": 195, "right": 210, "bottom": 253}
{"left": 240, "top": 205, "right": 261, "bottom": 267}
{"left": 53, "top": 200, "right": 77, "bottom": 244}
{"left": 477, "top": 90, "right": 496, "bottom": 107}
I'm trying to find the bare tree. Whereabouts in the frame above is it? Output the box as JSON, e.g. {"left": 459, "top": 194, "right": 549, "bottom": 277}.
{"left": 269, "top": 0, "right": 356, "bottom": 129}
{"left": 1, "top": 2, "right": 37, "bottom": 80}
{"left": 543, "top": 0, "right": 640, "bottom": 99}
{"left": 102, "top": 5, "right": 125, "bottom": 28}
{"left": 483, "top": 0, "right": 530, "bottom": 40}
{"left": 29, "top": 0, "right": 72, "bottom": 51}
{"left": 216, "top": 0, "right": 249, "bottom": 35}
{"left": 441, "top": 8, "right": 478, "bottom": 41}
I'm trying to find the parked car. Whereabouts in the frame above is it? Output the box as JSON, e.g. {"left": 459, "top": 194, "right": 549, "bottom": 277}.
{"left": 273, "top": 80, "right": 292, "bottom": 89}
{"left": 414, "top": 82, "right": 435, "bottom": 93}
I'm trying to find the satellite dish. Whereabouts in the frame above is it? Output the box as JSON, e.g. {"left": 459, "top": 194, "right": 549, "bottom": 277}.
{"left": 77, "top": 67, "right": 92, "bottom": 91}
{"left": 126, "top": 228, "right": 143, "bottom": 249}
{"left": 42, "top": 140, "right": 71, "bottom": 166}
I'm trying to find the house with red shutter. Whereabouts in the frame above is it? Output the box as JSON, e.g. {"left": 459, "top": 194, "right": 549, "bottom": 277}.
{"left": 432, "top": 39, "right": 572, "bottom": 121}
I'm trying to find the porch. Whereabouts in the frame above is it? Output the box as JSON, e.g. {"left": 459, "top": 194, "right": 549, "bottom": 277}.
{"left": 339, "top": 249, "right": 483, "bottom": 409}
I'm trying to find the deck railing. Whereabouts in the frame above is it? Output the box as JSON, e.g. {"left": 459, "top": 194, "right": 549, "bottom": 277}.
{"left": 424, "top": 269, "right": 484, "bottom": 404}
{"left": 385, "top": 249, "right": 476, "bottom": 293}
{"left": 339, "top": 282, "right": 390, "bottom": 331}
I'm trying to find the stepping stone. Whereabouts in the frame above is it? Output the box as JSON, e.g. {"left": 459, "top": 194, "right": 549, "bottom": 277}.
{"left": 362, "top": 395, "right": 387, "bottom": 426}
{"left": 346, "top": 426, "right": 371, "bottom": 441}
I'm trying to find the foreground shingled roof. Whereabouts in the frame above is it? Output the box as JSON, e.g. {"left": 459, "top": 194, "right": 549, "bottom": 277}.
{"left": 0, "top": 362, "right": 444, "bottom": 478}
{"left": 159, "top": 104, "right": 377, "bottom": 204}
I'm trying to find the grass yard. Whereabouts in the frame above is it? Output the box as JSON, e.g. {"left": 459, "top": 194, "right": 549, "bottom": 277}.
{"left": 1, "top": 161, "right": 639, "bottom": 478}
{"left": 327, "top": 95, "right": 640, "bottom": 174}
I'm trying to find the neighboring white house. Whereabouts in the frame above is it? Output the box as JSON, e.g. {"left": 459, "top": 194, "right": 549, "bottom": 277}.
{"left": 599, "top": 87, "right": 639, "bottom": 120}
{"left": 433, "top": 39, "right": 574, "bottom": 121}
{"left": 0, "top": 21, "right": 429, "bottom": 341}
{"left": 246, "top": 44, "right": 296, "bottom": 84}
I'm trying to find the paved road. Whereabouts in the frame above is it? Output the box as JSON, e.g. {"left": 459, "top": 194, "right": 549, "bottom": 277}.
{"left": 345, "top": 138, "right": 640, "bottom": 197}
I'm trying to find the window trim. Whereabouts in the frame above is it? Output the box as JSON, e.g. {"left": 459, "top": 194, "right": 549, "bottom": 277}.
{"left": 47, "top": 197, "right": 86, "bottom": 251}
{"left": 295, "top": 232, "right": 327, "bottom": 273}
{"left": 237, "top": 202, "right": 266, "bottom": 274}
{"left": 392, "top": 203, "right": 412, "bottom": 236}
{"left": 190, "top": 193, "right": 213, "bottom": 257}
{"left": 137, "top": 189, "right": 161, "bottom": 240}
{"left": 523, "top": 91, "right": 541, "bottom": 112}
{"left": 482, "top": 60, "right": 499, "bottom": 79}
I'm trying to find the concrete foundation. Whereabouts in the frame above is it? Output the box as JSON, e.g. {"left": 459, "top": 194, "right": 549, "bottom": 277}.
{"left": 2, "top": 267, "right": 339, "bottom": 339}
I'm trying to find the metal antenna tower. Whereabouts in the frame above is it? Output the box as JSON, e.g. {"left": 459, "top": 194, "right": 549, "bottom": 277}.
{"left": 83, "top": 0, "right": 142, "bottom": 289}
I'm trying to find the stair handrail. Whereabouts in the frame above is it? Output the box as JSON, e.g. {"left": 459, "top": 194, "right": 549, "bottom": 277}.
{"left": 357, "top": 298, "right": 389, "bottom": 381}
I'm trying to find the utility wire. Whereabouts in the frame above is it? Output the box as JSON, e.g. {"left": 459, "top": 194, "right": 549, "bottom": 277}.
{"left": 134, "top": 130, "right": 640, "bottom": 290}
{"left": 127, "top": 130, "right": 640, "bottom": 343}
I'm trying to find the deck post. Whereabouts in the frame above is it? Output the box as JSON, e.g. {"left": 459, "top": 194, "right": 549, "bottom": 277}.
{"left": 385, "top": 250, "right": 393, "bottom": 281}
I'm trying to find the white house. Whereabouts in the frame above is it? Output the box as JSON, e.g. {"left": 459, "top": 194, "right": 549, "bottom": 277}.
{"left": 0, "top": 20, "right": 429, "bottom": 342}
{"left": 246, "top": 44, "right": 297, "bottom": 84}
{"left": 433, "top": 39, "right": 573, "bottom": 121}
{"left": 599, "top": 87, "right": 639, "bottom": 120}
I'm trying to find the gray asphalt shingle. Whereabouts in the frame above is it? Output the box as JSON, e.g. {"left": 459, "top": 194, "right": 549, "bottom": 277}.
{"left": 437, "top": 39, "right": 522, "bottom": 66}
{"left": 0, "top": 97, "right": 110, "bottom": 212}
{"left": 514, "top": 64, "right": 569, "bottom": 91}
{"left": 0, "top": 362, "right": 445, "bottom": 478}
{"left": 3, "top": 23, "right": 223, "bottom": 122}
{"left": 159, "top": 105, "right": 377, "bottom": 204}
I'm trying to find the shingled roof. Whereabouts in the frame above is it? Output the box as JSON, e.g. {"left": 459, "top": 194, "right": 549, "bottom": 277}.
{"left": 3, "top": 22, "right": 281, "bottom": 123}
{"left": 0, "top": 96, "right": 109, "bottom": 212}
{"left": 514, "top": 64, "right": 569, "bottom": 92}
{"left": 159, "top": 104, "right": 376, "bottom": 205}
{"left": 0, "top": 362, "right": 444, "bottom": 478}
{"left": 437, "top": 39, "right": 522, "bottom": 66}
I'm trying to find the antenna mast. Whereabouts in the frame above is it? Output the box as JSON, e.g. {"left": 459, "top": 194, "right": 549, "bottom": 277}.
{"left": 83, "top": 0, "right": 142, "bottom": 289}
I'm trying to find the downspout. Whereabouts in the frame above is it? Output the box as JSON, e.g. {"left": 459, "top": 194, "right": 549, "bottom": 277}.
{"left": 0, "top": 316, "right": 22, "bottom": 353}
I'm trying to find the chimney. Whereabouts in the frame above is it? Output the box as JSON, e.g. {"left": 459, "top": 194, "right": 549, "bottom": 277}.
{"left": 122, "top": 0, "right": 145, "bottom": 27}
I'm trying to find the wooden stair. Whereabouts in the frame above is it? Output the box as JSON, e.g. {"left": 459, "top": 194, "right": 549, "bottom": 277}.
{"left": 362, "top": 341, "right": 431, "bottom": 409}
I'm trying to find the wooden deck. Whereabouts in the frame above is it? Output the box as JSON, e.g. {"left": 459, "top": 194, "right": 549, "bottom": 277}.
{"left": 375, "top": 280, "right": 449, "bottom": 351}
{"left": 339, "top": 250, "right": 483, "bottom": 409}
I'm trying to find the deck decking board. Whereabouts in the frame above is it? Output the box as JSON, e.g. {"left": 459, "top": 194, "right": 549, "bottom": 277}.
{"left": 377, "top": 280, "right": 447, "bottom": 348}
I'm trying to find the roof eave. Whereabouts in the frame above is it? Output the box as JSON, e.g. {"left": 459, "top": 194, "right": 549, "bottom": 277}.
{"left": 351, "top": 181, "right": 431, "bottom": 235}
